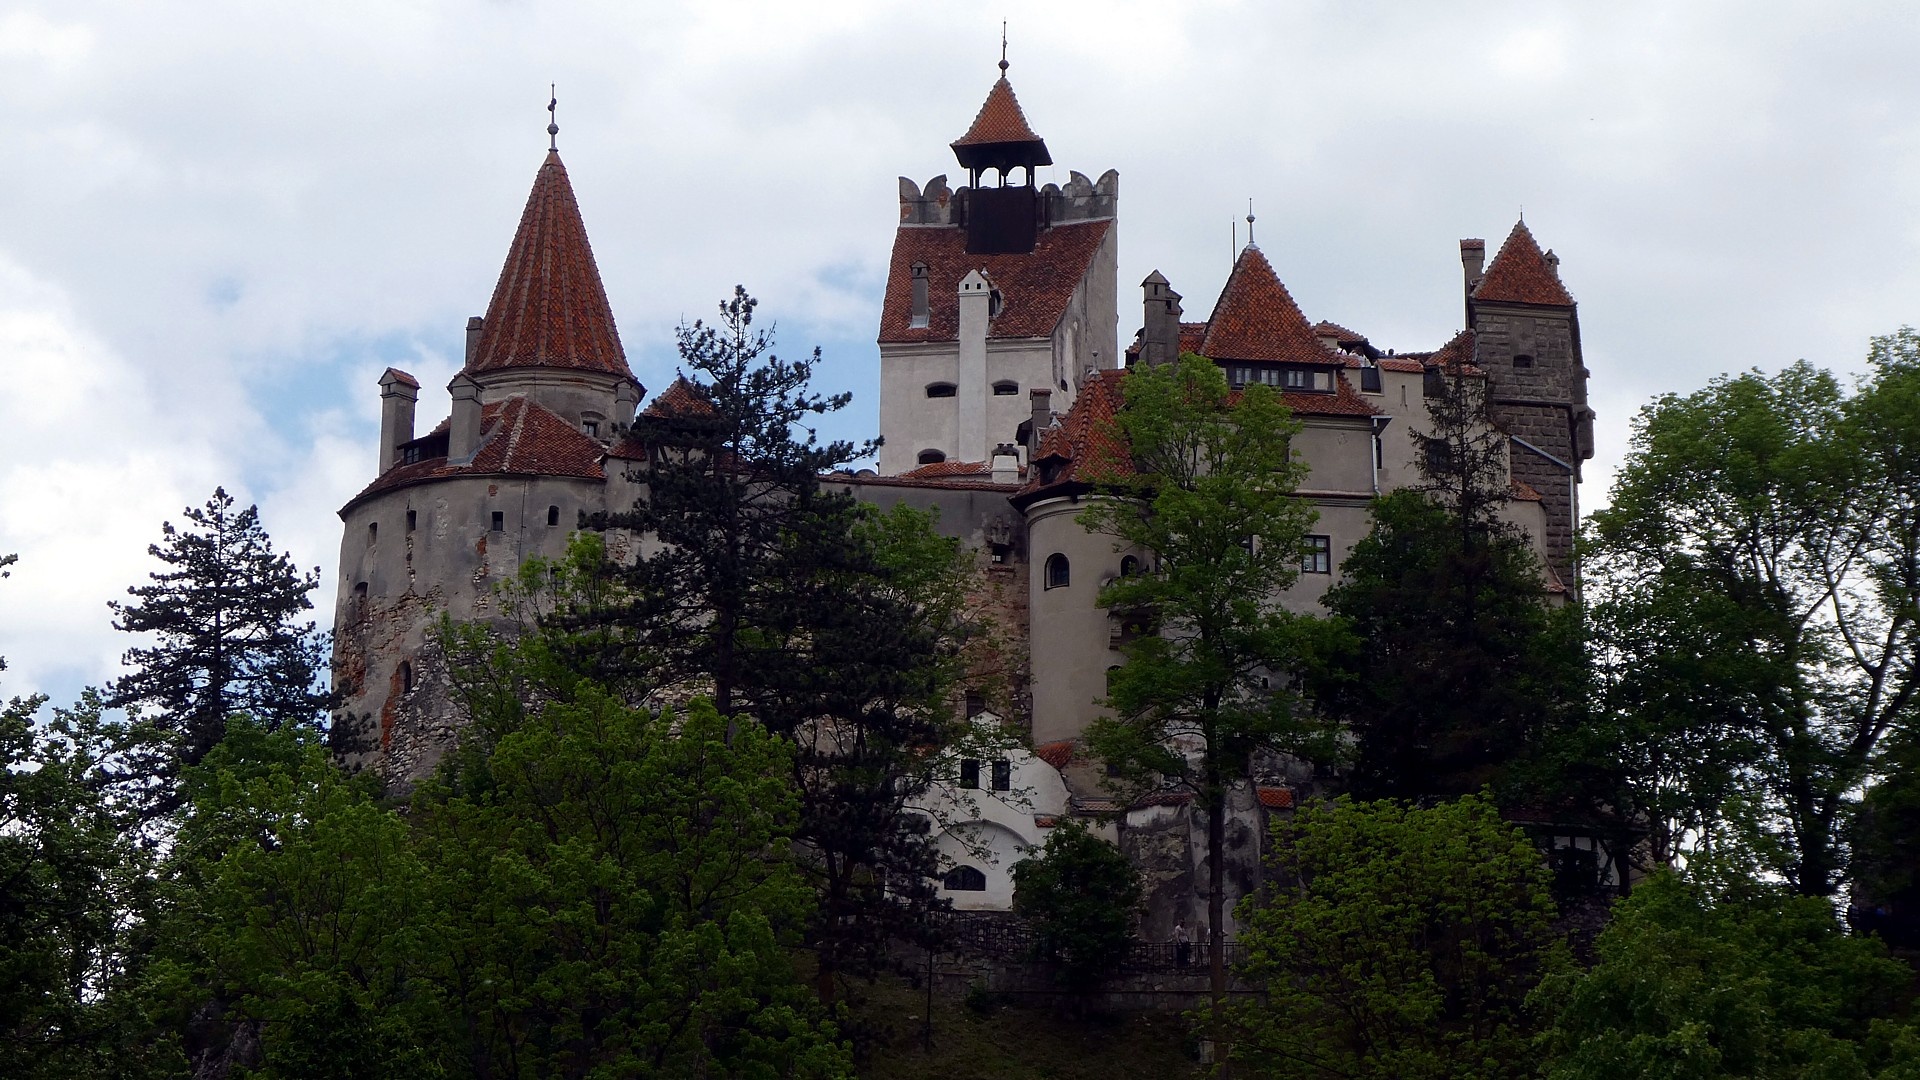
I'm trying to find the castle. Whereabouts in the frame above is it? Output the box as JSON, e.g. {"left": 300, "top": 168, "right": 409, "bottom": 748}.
{"left": 331, "top": 65, "right": 1601, "bottom": 932}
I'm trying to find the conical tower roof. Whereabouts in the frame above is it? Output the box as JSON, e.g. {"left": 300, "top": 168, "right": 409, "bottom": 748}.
{"left": 1472, "top": 219, "right": 1574, "bottom": 306}
{"left": 465, "top": 151, "right": 633, "bottom": 378}
{"left": 1199, "top": 245, "right": 1333, "bottom": 365}
{"left": 950, "top": 74, "right": 1052, "bottom": 172}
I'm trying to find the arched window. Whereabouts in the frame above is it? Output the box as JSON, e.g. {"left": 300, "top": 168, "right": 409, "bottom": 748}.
{"left": 400, "top": 661, "right": 414, "bottom": 694}
{"left": 547, "top": 505, "right": 560, "bottom": 527}
{"left": 943, "top": 865, "right": 987, "bottom": 891}
{"left": 992, "top": 380, "right": 1019, "bottom": 396}
{"left": 917, "top": 449, "right": 948, "bottom": 465}
{"left": 1044, "top": 553, "right": 1070, "bottom": 590}
{"left": 1120, "top": 555, "right": 1140, "bottom": 577}
{"left": 925, "top": 382, "right": 957, "bottom": 399}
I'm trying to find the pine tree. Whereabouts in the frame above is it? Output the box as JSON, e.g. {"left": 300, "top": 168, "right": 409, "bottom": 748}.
{"left": 571, "top": 289, "right": 969, "bottom": 1003}
{"left": 106, "top": 488, "right": 326, "bottom": 803}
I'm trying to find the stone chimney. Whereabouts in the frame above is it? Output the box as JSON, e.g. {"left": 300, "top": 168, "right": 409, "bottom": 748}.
{"left": 1141, "top": 271, "right": 1182, "bottom": 367}
{"left": 448, "top": 374, "right": 483, "bottom": 462}
{"left": 1459, "top": 239, "right": 1486, "bottom": 294}
{"left": 465, "top": 316, "right": 485, "bottom": 367}
{"left": 1028, "top": 387, "right": 1052, "bottom": 457}
{"left": 991, "top": 443, "right": 1021, "bottom": 485}
{"left": 614, "top": 379, "right": 640, "bottom": 428}
{"left": 957, "top": 269, "right": 991, "bottom": 463}
{"left": 377, "top": 368, "right": 419, "bottom": 474}
{"left": 910, "top": 263, "right": 930, "bottom": 328}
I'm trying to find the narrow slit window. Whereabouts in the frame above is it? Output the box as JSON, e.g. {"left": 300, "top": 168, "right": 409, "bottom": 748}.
{"left": 547, "top": 505, "right": 560, "bottom": 527}
{"left": 368, "top": 521, "right": 377, "bottom": 544}
{"left": 400, "top": 661, "right": 414, "bottom": 694}
{"left": 405, "top": 509, "right": 416, "bottom": 534}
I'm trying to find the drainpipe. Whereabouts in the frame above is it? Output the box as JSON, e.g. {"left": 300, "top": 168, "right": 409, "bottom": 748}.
{"left": 1369, "top": 415, "right": 1394, "bottom": 495}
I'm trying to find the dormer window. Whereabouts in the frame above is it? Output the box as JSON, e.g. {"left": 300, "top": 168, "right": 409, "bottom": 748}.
{"left": 988, "top": 288, "right": 1005, "bottom": 319}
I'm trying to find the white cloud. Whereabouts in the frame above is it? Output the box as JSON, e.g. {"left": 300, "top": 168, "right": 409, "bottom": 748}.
{"left": 0, "top": 11, "right": 92, "bottom": 69}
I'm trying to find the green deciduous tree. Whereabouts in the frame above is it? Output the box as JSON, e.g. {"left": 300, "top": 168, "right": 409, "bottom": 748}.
{"left": 1586, "top": 337, "right": 1920, "bottom": 895}
{"left": 1078, "top": 352, "right": 1336, "bottom": 1041}
{"left": 1011, "top": 823, "right": 1143, "bottom": 1001}
{"left": 1232, "top": 795, "right": 1566, "bottom": 1080}
{"left": 1536, "top": 871, "right": 1920, "bottom": 1080}
{"left": 106, "top": 488, "right": 326, "bottom": 808}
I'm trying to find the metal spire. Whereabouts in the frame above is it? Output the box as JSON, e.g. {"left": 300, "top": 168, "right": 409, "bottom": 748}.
{"left": 999, "top": 22, "right": 1009, "bottom": 73}
{"left": 547, "top": 85, "right": 559, "bottom": 151}
{"left": 1246, "top": 199, "right": 1256, "bottom": 246}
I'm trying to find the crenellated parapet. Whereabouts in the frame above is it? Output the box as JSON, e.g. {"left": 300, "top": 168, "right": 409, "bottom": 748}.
{"left": 898, "top": 169, "right": 1119, "bottom": 229}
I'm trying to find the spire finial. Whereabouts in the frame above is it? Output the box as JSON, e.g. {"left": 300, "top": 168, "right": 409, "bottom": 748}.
{"left": 999, "top": 22, "right": 1009, "bottom": 73}
{"left": 1246, "top": 198, "right": 1256, "bottom": 246}
{"left": 547, "top": 85, "right": 559, "bottom": 152}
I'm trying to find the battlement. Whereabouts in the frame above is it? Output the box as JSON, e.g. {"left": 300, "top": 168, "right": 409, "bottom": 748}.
{"left": 898, "top": 169, "right": 1118, "bottom": 228}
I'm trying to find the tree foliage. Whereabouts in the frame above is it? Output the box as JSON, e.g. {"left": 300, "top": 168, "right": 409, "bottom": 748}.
{"left": 1078, "top": 352, "right": 1336, "bottom": 1034}
{"left": 1232, "top": 795, "right": 1566, "bottom": 1080}
{"left": 568, "top": 289, "right": 973, "bottom": 1003}
{"left": 1585, "top": 338, "right": 1920, "bottom": 894}
{"left": 1536, "top": 871, "right": 1920, "bottom": 1080}
{"left": 1309, "top": 364, "right": 1585, "bottom": 806}
{"left": 105, "top": 488, "right": 326, "bottom": 806}
{"left": 1011, "top": 824, "right": 1142, "bottom": 998}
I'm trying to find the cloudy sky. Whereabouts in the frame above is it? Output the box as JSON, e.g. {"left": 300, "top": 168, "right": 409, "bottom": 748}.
{"left": 4, "top": 0, "right": 1919, "bottom": 708}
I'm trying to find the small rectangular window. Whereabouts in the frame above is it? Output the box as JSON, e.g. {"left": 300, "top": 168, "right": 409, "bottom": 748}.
{"left": 490, "top": 511, "right": 504, "bottom": 531}
{"left": 405, "top": 509, "right": 417, "bottom": 534}
{"left": 1360, "top": 365, "right": 1383, "bottom": 393}
{"left": 991, "top": 760, "right": 1012, "bottom": 791}
{"left": 547, "top": 505, "right": 561, "bottom": 527}
{"left": 959, "top": 759, "right": 980, "bottom": 789}
{"left": 1303, "top": 535, "right": 1331, "bottom": 575}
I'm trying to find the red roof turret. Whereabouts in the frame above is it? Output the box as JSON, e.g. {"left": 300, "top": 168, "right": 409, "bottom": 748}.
{"left": 1472, "top": 220, "right": 1575, "bottom": 307}
{"left": 1198, "top": 245, "right": 1337, "bottom": 365}
{"left": 465, "top": 152, "right": 633, "bottom": 379}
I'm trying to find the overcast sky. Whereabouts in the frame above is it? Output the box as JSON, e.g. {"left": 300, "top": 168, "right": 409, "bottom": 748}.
{"left": 4, "top": 0, "right": 1919, "bottom": 708}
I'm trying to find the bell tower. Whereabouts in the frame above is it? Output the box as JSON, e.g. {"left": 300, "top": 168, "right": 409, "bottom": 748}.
{"left": 950, "top": 53, "right": 1052, "bottom": 255}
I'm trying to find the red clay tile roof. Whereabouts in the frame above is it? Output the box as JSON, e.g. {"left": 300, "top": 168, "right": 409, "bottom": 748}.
{"left": 1034, "top": 740, "right": 1074, "bottom": 770}
{"left": 1199, "top": 245, "right": 1341, "bottom": 366}
{"left": 1473, "top": 220, "right": 1574, "bottom": 307}
{"left": 465, "top": 152, "right": 633, "bottom": 379}
{"left": 1510, "top": 478, "right": 1544, "bottom": 502}
{"left": 342, "top": 396, "right": 605, "bottom": 511}
{"left": 1313, "top": 320, "right": 1368, "bottom": 346}
{"left": 879, "top": 220, "right": 1112, "bottom": 344}
{"left": 1344, "top": 354, "right": 1428, "bottom": 373}
{"left": 380, "top": 367, "right": 420, "bottom": 389}
{"left": 952, "top": 76, "right": 1045, "bottom": 147}
{"left": 1427, "top": 329, "right": 1483, "bottom": 376}
{"left": 1022, "top": 368, "right": 1133, "bottom": 496}
{"left": 1257, "top": 786, "right": 1295, "bottom": 809}
{"left": 642, "top": 376, "right": 717, "bottom": 419}
{"left": 903, "top": 459, "right": 989, "bottom": 478}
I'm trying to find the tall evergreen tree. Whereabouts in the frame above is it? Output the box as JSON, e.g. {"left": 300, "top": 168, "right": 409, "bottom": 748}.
{"left": 106, "top": 488, "right": 326, "bottom": 805}
{"left": 563, "top": 288, "right": 969, "bottom": 1003}
{"left": 1309, "top": 361, "right": 1585, "bottom": 805}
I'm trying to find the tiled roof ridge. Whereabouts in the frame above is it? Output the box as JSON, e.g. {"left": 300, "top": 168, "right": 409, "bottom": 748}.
{"left": 953, "top": 76, "right": 1044, "bottom": 147}
{"left": 465, "top": 151, "right": 634, "bottom": 379}
{"left": 1198, "top": 245, "right": 1335, "bottom": 365}
{"left": 341, "top": 395, "right": 605, "bottom": 512}
{"left": 877, "top": 218, "right": 1111, "bottom": 344}
{"left": 643, "top": 375, "right": 718, "bottom": 419}
{"left": 1472, "top": 220, "right": 1575, "bottom": 307}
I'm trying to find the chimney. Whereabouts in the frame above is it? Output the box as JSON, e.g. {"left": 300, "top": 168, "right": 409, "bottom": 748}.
{"left": 991, "top": 443, "right": 1020, "bottom": 485}
{"left": 614, "top": 379, "right": 640, "bottom": 428}
{"left": 465, "top": 316, "right": 485, "bottom": 367}
{"left": 1459, "top": 239, "right": 1485, "bottom": 292}
{"left": 448, "top": 374, "right": 483, "bottom": 462}
{"left": 957, "top": 270, "right": 991, "bottom": 463}
{"left": 910, "top": 263, "right": 930, "bottom": 328}
{"left": 1028, "top": 387, "right": 1053, "bottom": 457}
{"left": 1141, "top": 271, "right": 1182, "bottom": 367}
{"left": 1544, "top": 249, "right": 1561, "bottom": 277}
{"left": 377, "top": 368, "right": 419, "bottom": 474}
